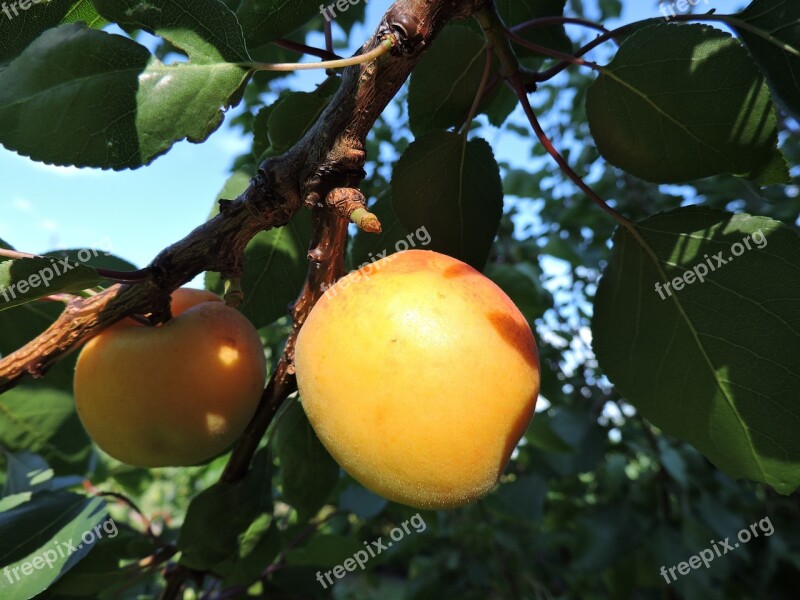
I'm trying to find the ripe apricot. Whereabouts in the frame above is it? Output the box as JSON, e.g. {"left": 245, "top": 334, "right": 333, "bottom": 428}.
{"left": 74, "top": 288, "right": 265, "bottom": 467}
{"left": 295, "top": 250, "right": 539, "bottom": 509}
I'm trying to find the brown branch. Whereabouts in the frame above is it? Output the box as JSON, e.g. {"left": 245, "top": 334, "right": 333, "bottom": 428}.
{"left": 0, "top": 0, "right": 482, "bottom": 394}
{"left": 221, "top": 207, "right": 348, "bottom": 484}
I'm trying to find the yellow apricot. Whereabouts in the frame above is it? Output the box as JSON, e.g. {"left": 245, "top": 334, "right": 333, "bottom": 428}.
{"left": 74, "top": 288, "right": 265, "bottom": 467}
{"left": 295, "top": 250, "right": 539, "bottom": 509}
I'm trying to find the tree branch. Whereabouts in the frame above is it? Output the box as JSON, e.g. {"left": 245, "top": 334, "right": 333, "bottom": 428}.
{"left": 0, "top": 0, "right": 483, "bottom": 393}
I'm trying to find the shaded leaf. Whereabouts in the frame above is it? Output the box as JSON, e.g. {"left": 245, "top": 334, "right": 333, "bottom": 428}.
{"left": 340, "top": 483, "right": 387, "bottom": 520}
{"left": 178, "top": 450, "right": 272, "bottom": 571}
{"left": 408, "top": 25, "right": 487, "bottom": 136}
{"left": 206, "top": 172, "right": 312, "bottom": 329}
{"left": 349, "top": 192, "right": 411, "bottom": 269}
{"left": 268, "top": 91, "right": 331, "bottom": 155}
{"left": 237, "top": 0, "right": 321, "bottom": 48}
{"left": 391, "top": 131, "right": 504, "bottom": 270}
{"left": 0, "top": 387, "right": 92, "bottom": 474}
{"left": 734, "top": 0, "right": 800, "bottom": 119}
{"left": 0, "top": 255, "right": 102, "bottom": 312}
{"left": 593, "top": 207, "right": 800, "bottom": 494}
{"left": 2, "top": 451, "right": 54, "bottom": 497}
{"left": 587, "top": 24, "right": 778, "bottom": 183}
{"left": 274, "top": 400, "right": 339, "bottom": 521}
{"left": 0, "top": 492, "right": 109, "bottom": 600}
{"left": 496, "top": 0, "right": 571, "bottom": 60}
{"left": 0, "top": 0, "right": 105, "bottom": 67}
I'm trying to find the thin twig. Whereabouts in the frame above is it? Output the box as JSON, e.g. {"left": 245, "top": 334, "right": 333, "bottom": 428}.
{"left": 461, "top": 46, "right": 494, "bottom": 136}
{"left": 511, "top": 15, "right": 612, "bottom": 37}
{"left": 97, "top": 491, "right": 160, "bottom": 544}
{"left": 505, "top": 28, "right": 600, "bottom": 71}
{"left": 324, "top": 19, "right": 334, "bottom": 55}
{"left": 272, "top": 38, "right": 340, "bottom": 61}
{"left": 509, "top": 76, "right": 629, "bottom": 226}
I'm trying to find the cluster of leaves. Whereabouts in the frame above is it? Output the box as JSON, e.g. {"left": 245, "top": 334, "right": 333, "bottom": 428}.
{"left": 1, "top": 0, "right": 799, "bottom": 598}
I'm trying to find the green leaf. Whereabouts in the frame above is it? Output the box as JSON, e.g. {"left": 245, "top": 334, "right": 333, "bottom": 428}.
{"left": 752, "top": 149, "right": 792, "bottom": 186}
{"left": 267, "top": 91, "right": 331, "bottom": 155}
{"left": 484, "top": 262, "right": 552, "bottom": 323}
{"left": 524, "top": 413, "right": 575, "bottom": 454}
{"left": 496, "top": 0, "right": 571, "bottom": 59}
{"left": 0, "top": 387, "right": 92, "bottom": 474}
{"left": 45, "top": 522, "right": 154, "bottom": 597}
{"left": 252, "top": 103, "right": 276, "bottom": 160}
{"left": 0, "top": 0, "right": 106, "bottom": 68}
{"left": 587, "top": 24, "right": 779, "bottom": 183}
{"left": 483, "top": 474, "right": 547, "bottom": 522}
{"left": 60, "top": 1, "right": 107, "bottom": 28}
{"left": 237, "top": 0, "right": 321, "bottom": 48}
{"left": 391, "top": 131, "right": 504, "bottom": 270}
{"left": 0, "top": 301, "right": 65, "bottom": 373}
{"left": 44, "top": 248, "right": 138, "bottom": 282}
{"left": 0, "top": 256, "right": 102, "bottom": 312}
{"left": 216, "top": 517, "right": 281, "bottom": 587}
{"left": 284, "top": 533, "right": 364, "bottom": 568}
{"left": 0, "top": 10, "right": 249, "bottom": 169}
{"left": 734, "top": 0, "right": 800, "bottom": 119}
{"left": 274, "top": 400, "right": 339, "bottom": 521}
{"left": 408, "top": 25, "right": 487, "bottom": 136}
{"left": 349, "top": 192, "right": 410, "bottom": 268}
{"left": 178, "top": 449, "right": 272, "bottom": 571}
{"left": 593, "top": 207, "right": 800, "bottom": 494}
{"left": 206, "top": 172, "right": 312, "bottom": 329}
{"left": 0, "top": 492, "right": 109, "bottom": 600}
{"left": 2, "top": 451, "right": 54, "bottom": 496}
{"left": 92, "top": 0, "right": 249, "bottom": 62}
{"left": 339, "top": 483, "right": 387, "bottom": 520}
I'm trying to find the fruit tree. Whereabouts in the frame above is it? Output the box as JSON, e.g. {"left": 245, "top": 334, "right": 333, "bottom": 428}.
{"left": 0, "top": 0, "right": 799, "bottom": 598}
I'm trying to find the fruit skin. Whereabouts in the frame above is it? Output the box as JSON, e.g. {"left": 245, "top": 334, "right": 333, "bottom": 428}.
{"left": 74, "top": 288, "right": 266, "bottom": 468}
{"left": 295, "top": 250, "right": 539, "bottom": 509}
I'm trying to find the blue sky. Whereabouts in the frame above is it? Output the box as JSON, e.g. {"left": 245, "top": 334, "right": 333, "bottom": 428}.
{"left": 0, "top": 1, "right": 742, "bottom": 270}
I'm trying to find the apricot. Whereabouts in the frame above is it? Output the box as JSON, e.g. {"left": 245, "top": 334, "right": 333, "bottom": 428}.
{"left": 295, "top": 250, "right": 539, "bottom": 509}
{"left": 74, "top": 288, "right": 266, "bottom": 467}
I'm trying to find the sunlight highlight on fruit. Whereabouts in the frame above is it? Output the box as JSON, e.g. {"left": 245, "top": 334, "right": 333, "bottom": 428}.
{"left": 74, "top": 289, "right": 266, "bottom": 467}
{"left": 295, "top": 250, "right": 540, "bottom": 509}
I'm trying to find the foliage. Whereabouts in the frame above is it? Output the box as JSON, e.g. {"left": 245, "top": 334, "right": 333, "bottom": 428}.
{"left": 0, "top": 0, "right": 799, "bottom": 599}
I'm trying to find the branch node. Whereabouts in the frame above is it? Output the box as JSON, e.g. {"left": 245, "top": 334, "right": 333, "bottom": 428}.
{"left": 350, "top": 208, "right": 383, "bottom": 233}
{"left": 223, "top": 276, "right": 245, "bottom": 308}
{"left": 325, "top": 187, "right": 381, "bottom": 233}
